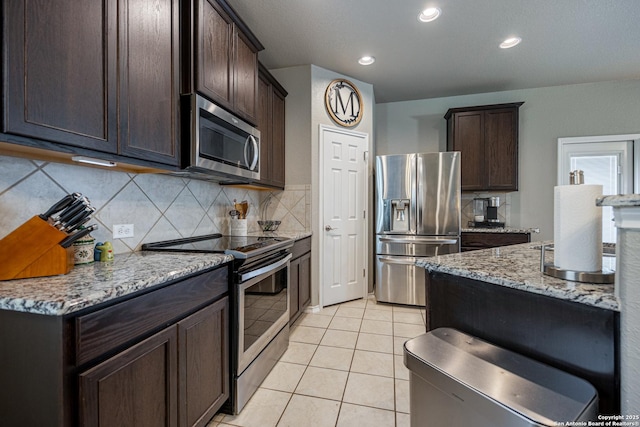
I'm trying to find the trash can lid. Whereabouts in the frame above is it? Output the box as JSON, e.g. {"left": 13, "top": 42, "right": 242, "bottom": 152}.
{"left": 404, "top": 328, "right": 598, "bottom": 425}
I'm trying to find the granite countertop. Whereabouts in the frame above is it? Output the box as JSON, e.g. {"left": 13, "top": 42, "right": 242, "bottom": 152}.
{"left": 417, "top": 242, "right": 618, "bottom": 311}
{"left": 461, "top": 227, "right": 540, "bottom": 234}
{"left": 597, "top": 194, "right": 640, "bottom": 207}
{"left": 0, "top": 231, "right": 310, "bottom": 317}
{"left": 0, "top": 252, "right": 232, "bottom": 316}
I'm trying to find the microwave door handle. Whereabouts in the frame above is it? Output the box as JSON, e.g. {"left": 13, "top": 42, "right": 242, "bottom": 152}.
{"left": 244, "top": 135, "right": 259, "bottom": 171}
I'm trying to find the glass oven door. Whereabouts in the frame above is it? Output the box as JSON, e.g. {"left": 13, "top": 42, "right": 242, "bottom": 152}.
{"left": 237, "top": 253, "right": 291, "bottom": 374}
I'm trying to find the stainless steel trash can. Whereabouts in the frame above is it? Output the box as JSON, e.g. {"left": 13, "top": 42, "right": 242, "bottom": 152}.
{"left": 403, "top": 328, "right": 598, "bottom": 427}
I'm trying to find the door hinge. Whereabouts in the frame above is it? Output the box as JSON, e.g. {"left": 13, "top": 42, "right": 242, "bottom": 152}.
{"left": 363, "top": 210, "right": 366, "bottom": 219}
{"left": 364, "top": 151, "right": 369, "bottom": 162}
{"left": 363, "top": 268, "right": 366, "bottom": 277}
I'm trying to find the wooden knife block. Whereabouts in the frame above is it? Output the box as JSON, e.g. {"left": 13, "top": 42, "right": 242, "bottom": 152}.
{"left": 0, "top": 216, "right": 75, "bottom": 280}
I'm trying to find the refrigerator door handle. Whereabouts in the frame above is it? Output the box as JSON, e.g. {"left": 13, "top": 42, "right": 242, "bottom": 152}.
{"left": 379, "top": 237, "right": 458, "bottom": 245}
{"left": 378, "top": 256, "right": 421, "bottom": 266}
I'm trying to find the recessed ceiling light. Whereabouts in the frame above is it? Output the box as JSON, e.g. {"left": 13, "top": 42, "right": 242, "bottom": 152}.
{"left": 418, "top": 7, "right": 441, "bottom": 23}
{"left": 500, "top": 37, "right": 522, "bottom": 49}
{"left": 358, "top": 56, "right": 375, "bottom": 65}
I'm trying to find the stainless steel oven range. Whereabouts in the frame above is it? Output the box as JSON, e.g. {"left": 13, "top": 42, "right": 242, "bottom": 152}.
{"left": 142, "top": 234, "right": 293, "bottom": 414}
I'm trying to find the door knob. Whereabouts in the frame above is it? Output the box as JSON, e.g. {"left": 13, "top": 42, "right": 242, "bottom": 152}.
{"left": 325, "top": 225, "right": 338, "bottom": 231}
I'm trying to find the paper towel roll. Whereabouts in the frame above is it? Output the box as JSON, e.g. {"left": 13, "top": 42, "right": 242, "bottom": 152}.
{"left": 554, "top": 184, "right": 603, "bottom": 272}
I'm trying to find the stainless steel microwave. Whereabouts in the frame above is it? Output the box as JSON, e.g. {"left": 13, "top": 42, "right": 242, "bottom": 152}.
{"left": 181, "top": 94, "right": 260, "bottom": 181}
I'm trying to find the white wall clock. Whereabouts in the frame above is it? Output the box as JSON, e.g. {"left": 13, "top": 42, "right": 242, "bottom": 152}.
{"left": 324, "top": 79, "right": 363, "bottom": 127}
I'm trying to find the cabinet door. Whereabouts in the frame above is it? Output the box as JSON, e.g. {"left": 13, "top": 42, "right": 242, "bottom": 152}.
{"left": 298, "top": 252, "right": 311, "bottom": 312}
{"left": 178, "top": 298, "right": 229, "bottom": 427}
{"left": 258, "top": 74, "right": 273, "bottom": 183}
{"left": 197, "top": 0, "right": 234, "bottom": 111}
{"left": 3, "top": 0, "right": 118, "bottom": 153}
{"left": 270, "top": 89, "right": 287, "bottom": 187}
{"left": 461, "top": 232, "right": 530, "bottom": 251}
{"left": 234, "top": 30, "right": 259, "bottom": 125}
{"left": 118, "top": 0, "right": 180, "bottom": 165}
{"left": 79, "top": 327, "right": 178, "bottom": 427}
{"left": 484, "top": 108, "right": 519, "bottom": 191}
{"left": 451, "top": 111, "right": 484, "bottom": 191}
{"left": 289, "top": 257, "right": 301, "bottom": 323}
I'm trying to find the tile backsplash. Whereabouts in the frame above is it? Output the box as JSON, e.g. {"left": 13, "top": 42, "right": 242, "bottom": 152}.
{"left": 461, "top": 192, "right": 511, "bottom": 226}
{"left": 0, "top": 155, "right": 310, "bottom": 254}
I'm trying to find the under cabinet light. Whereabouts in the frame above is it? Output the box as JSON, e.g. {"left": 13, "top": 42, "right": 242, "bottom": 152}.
{"left": 72, "top": 156, "right": 117, "bottom": 167}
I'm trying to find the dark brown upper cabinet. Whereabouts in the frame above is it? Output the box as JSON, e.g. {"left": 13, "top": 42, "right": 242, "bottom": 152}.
{"left": 118, "top": 0, "right": 181, "bottom": 165}
{"left": 193, "top": 0, "right": 263, "bottom": 125}
{"left": 257, "top": 64, "right": 287, "bottom": 189}
{"left": 445, "top": 102, "right": 523, "bottom": 191}
{"left": 3, "top": 1, "right": 118, "bottom": 153}
{"left": 3, "top": 0, "right": 181, "bottom": 166}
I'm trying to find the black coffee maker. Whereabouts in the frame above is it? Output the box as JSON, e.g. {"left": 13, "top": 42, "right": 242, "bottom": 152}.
{"left": 471, "top": 197, "right": 504, "bottom": 228}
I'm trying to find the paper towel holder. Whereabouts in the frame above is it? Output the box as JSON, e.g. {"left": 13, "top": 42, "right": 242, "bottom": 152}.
{"left": 539, "top": 244, "right": 614, "bottom": 284}
{"left": 569, "top": 170, "right": 584, "bottom": 185}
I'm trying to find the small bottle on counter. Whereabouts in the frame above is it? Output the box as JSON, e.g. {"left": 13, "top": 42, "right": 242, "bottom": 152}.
{"left": 73, "top": 229, "right": 95, "bottom": 265}
{"left": 94, "top": 241, "right": 114, "bottom": 262}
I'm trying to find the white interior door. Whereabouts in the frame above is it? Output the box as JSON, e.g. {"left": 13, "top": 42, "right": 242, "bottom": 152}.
{"left": 321, "top": 126, "right": 368, "bottom": 306}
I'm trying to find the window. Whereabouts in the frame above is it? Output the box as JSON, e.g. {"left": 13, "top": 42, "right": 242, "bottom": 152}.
{"left": 558, "top": 135, "right": 639, "bottom": 243}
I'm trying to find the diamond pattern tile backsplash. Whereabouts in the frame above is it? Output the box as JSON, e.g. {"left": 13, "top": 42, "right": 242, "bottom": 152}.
{"left": 461, "top": 192, "right": 511, "bottom": 226}
{"left": 0, "top": 155, "right": 310, "bottom": 254}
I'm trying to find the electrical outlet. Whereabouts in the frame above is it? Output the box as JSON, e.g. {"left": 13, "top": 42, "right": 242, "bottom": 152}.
{"left": 113, "top": 224, "right": 134, "bottom": 239}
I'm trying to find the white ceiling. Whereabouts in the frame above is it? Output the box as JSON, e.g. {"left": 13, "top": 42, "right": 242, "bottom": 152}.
{"left": 226, "top": 0, "right": 640, "bottom": 103}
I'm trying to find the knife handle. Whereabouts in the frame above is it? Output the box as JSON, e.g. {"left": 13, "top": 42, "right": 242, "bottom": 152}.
{"left": 65, "top": 214, "right": 92, "bottom": 234}
{"left": 61, "top": 207, "right": 95, "bottom": 232}
{"left": 54, "top": 199, "right": 86, "bottom": 226}
{"left": 60, "top": 224, "right": 97, "bottom": 248}
{"left": 40, "top": 194, "right": 76, "bottom": 221}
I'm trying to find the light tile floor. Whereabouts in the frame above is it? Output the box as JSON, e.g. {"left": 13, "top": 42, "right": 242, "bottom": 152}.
{"left": 208, "top": 294, "right": 426, "bottom": 427}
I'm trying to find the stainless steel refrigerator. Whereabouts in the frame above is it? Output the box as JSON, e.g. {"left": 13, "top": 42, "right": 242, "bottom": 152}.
{"left": 375, "top": 152, "right": 461, "bottom": 306}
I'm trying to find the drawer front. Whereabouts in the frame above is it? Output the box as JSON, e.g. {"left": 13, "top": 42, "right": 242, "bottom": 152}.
{"left": 461, "top": 232, "right": 530, "bottom": 250}
{"left": 76, "top": 266, "right": 229, "bottom": 366}
{"left": 291, "top": 236, "right": 311, "bottom": 259}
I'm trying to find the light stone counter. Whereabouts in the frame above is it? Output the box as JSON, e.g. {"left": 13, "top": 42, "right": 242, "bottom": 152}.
{"left": 0, "top": 252, "right": 232, "bottom": 316}
{"left": 461, "top": 227, "right": 540, "bottom": 234}
{"left": 417, "top": 241, "right": 618, "bottom": 311}
{"left": 597, "top": 194, "right": 640, "bottom": 207}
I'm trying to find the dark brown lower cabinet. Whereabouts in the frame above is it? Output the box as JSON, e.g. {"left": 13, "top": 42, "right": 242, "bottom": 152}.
{"left": 178, "top": 299, "right": 229, "bottom": 427}
{"left": 79, "top": 297, "right": 229, "bottom": 427}
{"left": 0, "top": 264, "right": 230, "bottom": 427}
{"left": 289, "top": 237, "right": 312, "bottom": 323}
{"left": 79, "top": 327, "right": 179, "bottom": 427}
{"left": 461, "top": 231, "right": 531, "bottom": 252}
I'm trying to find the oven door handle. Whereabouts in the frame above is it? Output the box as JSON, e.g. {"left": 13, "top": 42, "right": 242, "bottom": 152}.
{"left": 240, "top": 253, "right": 292, "bottom": 283}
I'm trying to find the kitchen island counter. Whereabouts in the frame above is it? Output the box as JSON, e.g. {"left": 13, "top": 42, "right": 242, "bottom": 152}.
{"left": 420, "top": 241, "right": 620, "bottom": 413}
{"left": 0, "top": 252, "right": 232, "bottom": 316}
{"left": 417, "top": 241, "right": 618, "bottom": 311}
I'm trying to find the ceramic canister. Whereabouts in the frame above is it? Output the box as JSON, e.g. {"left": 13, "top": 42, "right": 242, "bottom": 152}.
{"left": 73, "top": 234, "right": 95, "bottom": 265}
